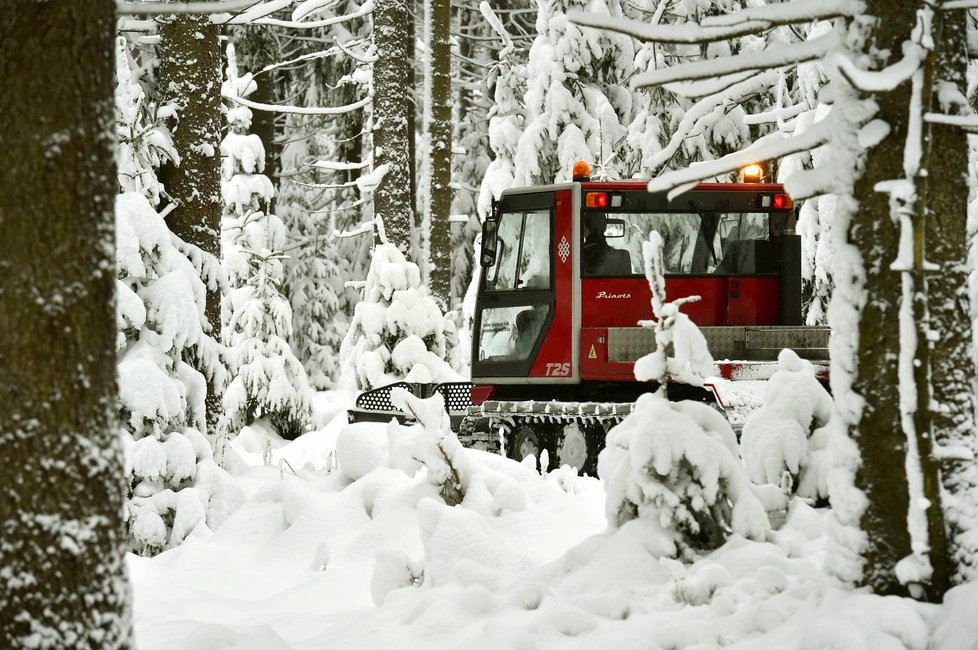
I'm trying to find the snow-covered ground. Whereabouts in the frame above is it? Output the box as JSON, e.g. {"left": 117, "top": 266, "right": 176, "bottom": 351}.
{"left": 130, "top": 391, "right": 978, "bottom": 650}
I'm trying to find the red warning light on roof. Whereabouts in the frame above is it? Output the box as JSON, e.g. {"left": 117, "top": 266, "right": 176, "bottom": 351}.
{"left": 772, "top": 194, "right": 792, "bottom": 209}
{"left": 573, "top": 161, "right": 591, "bottom": 182}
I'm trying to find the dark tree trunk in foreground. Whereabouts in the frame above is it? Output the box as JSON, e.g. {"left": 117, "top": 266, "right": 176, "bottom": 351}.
{"left": 157, "top": 12, "right": 225, "bottom": 432}
{"left": 427, "top": 0, "right": 453, "bottom": 308}
{"left": 0, "top": 1, "right": 132, "bottom": 647}
{"left": 848, "top": 2, "right": 916, "bottom": 597}
{"left": 372, "top": 0, "right": 414, "bottom": 251}
{"left": 923, "top": 7, "right": 978, "bottom": 586}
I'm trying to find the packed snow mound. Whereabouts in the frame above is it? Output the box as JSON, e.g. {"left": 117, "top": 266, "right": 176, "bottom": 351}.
{"left": 740, "top": 349, "right": 834, "bottom": 500}
{"left": 600, "top": 391, "right": 769, "bottom": 554}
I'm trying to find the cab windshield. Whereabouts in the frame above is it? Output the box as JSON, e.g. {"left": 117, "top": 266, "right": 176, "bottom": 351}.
{"left": 583, "top": 211, "right": 771, "bottom": 276}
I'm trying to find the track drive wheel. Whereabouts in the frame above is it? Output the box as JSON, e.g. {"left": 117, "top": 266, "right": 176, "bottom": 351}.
{"left": 556, "top": 421, "right": 600, "bottom": 476}
{"left": 510, "top": 424, "right": 543, "bottom": 468}
{"left": 556, "top": 422, "right": 587, "bottom": 473}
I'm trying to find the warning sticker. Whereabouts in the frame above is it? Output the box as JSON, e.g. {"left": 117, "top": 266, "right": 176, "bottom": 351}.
{"left": 588, "top": 345, "right": 597, "bottom": 360}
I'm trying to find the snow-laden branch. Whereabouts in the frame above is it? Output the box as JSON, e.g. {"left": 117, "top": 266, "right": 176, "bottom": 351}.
{"left": 646, "top": 71, "right": 779, "bottom": 173}
{"left": 744, "top": 102, "right": 809, "bottom": 125}
{"left": 333, "top": 36, "right": 377, "bottom": 64}
{"left": 923, "top": 113, "right": 978, "bottom": 130}
{"left": 700, "top": 0, "right": 864, "bottom": 28}
{"left": 647, "top": 119, "right": 832, "bottom": 196}
{"left": 224, "top": 92, "right": 371, "bottom": 115}
{"left": 333, "top": 220, "right": 376, "bottom": 238}
{"left": 312, "top": 159, "right": 371, "bottom": 171}
{"left": 245, "top": 0, "right": 372, "bottom": 28}
{"left": 634, "top": 33, "right": 838, "bottom": 86}
{"left": 258, "top": 46, "right": 342, "bottom": 74}
{"left": 942, "top": 0, "right": 978, "bottom": 9}
{"left": 481, "top": 1, "right": 514, "bottom": 59}
{"left": 116, "top": 0, "right": 256, "bottom": 15}
{"left": 828, "top": 47, "right": 925, "bottom": 93}
{"left": 569, "top": 11, "right": 772, "bottom": 44}
{"left": 224, "top": 0, "right": 291, "bottom": 23}
{"left": 571, "top": 0, "right": 859, "bottom": 45}
{"left": 663, "top": 71, "right": 756, "bottom": 99}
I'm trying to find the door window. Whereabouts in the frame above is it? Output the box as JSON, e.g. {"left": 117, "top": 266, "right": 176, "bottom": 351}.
{"left": 485, "top": 209, "right": 551, "bottom": 291}
{"left": 477, "top": 304, "right": 549, "bottom": 361}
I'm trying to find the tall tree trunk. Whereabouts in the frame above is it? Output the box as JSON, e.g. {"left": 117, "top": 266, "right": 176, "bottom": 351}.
{"left": 373, "top": 0, "right": 414, "bottom": 251}
{"left": 847, "top": 2, "right": 916, "bottom": 597}
{"left": 0, "top": 1, "right": 132, "bottom": 647}
{"left": 157, "top": 12, "right": 225, "bottom": 433}
{"left": 426, "top": 0, "right": 453, "bottom": 308}
{"left": 922, "top": 6, "right": 978, "bottom": 586}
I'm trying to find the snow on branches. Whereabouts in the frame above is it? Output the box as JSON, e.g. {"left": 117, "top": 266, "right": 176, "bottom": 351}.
{"left": 740, "top": 349, "right": 834, "bottom": 501}
{"left": 116, "top": 193, "right": 242, "bottom": 556}
{"left": 221, "top": 43, "right": 313, "bottom": 440}
{"left": 600, "top": 231, "right": 767, "bottom": 556}
{"left": 341, "top": 243, "right": 459, "bottom": 390}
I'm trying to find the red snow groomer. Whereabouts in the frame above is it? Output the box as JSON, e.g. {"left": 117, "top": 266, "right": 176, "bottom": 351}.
{"left": 350, "top": 162, "right": 829, "bottom": 475}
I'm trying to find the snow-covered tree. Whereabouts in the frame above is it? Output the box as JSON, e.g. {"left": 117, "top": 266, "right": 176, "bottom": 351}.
{"left": 515, "top": 0, "right": 634, "bottom": 185}
{"left": 223, "top": 248, "right": 313, "bottom": 440}
{"left": 115, "top": 37, "right": 177, "bottom": 205}
{"left": 477, "top": 3, "right": 528, "bottom": 218}
{"left": 341, "top": 243, "right": 459, "bottom": 390}
{"left": 740, "top": 350, "right": 834, "bottom": 502}
{"left": 599, "top": 231, "right": 768, "bottom": 556}
{"left": 221, "top": 44, "right": 313, "bottom": 441}
{"left": 116, "top": 192, "right": 243, "bottom": 556}
{"left": 1, "top": 1, "right": 130, "bottom": 643}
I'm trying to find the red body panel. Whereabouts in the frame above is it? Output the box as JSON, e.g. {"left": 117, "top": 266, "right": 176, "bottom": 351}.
{"left": 527, "top": 189, "right": 574, "bottom": 378}
{"left": 580, "top": 328, "right": 624, "bottom": 380}
{"left": 580, "top": 277, "right": 779, "bottom": 329}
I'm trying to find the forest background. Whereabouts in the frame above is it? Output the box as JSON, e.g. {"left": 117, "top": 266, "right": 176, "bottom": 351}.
{"left": 5, "top": 0, "right": 978, "bottom": 647}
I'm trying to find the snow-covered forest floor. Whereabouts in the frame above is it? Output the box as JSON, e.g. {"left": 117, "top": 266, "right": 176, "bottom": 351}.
{"left": 130, "top": 391, "right": 978, "bottom": 650}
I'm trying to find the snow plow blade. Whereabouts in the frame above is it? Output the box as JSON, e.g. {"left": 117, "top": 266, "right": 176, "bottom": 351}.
{"left": 347, "top": 381, "right": 472, "bottom": 429}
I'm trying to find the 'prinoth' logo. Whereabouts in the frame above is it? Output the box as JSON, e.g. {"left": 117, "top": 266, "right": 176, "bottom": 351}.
{"left": 595, "top": 291, "right": 631, "bottom": 299}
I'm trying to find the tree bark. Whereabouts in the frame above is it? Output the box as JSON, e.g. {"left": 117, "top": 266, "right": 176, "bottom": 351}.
{"left": 921, "top": 7, "right": 978, "bottom": 586}
{"left": 372, "top": 0, "right": 414, "bottom": 252}
{"left": 0, "top": 1, "right": 132, "bottom": 647}
{"left": 427, "top": 0, "right": 453, "bottom": 308}
{"left": 157, "top": 12, "right": 225, "bottom": 432}
{"left": 847, "top": 2, "right": 916, "bottom": 597}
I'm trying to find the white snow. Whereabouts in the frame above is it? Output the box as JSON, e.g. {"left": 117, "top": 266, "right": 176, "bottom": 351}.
{"left": 129, "top": 394, "right": 978, "bottom": 649}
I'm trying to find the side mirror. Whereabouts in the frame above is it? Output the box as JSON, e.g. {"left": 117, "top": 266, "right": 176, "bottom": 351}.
{"left": 481, "top": 219, "right": 498, "bottom": 267}
{"left": 604, "top": 218, "right": 625, "bottom": 239}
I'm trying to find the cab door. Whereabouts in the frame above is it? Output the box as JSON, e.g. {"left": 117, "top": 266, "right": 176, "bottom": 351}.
{"left": 471, "top": 189, "right": 574, "bottom": 383}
